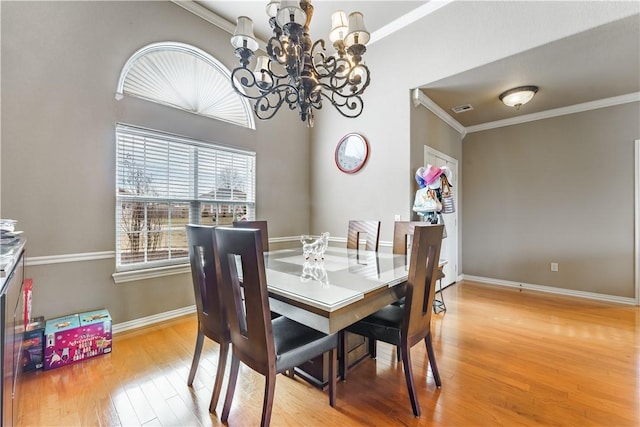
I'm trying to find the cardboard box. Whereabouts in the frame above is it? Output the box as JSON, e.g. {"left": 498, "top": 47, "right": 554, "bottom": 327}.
{"left": 23, "top": 316, "right": 45, "bottom": 372}
{"left": 44, "top": 309, "right": 112, "bottom": 370}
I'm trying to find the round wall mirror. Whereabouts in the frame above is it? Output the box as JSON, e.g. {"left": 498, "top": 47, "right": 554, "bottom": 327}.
{"left": 335, "top": 133, "right": 369, "bottom": 174}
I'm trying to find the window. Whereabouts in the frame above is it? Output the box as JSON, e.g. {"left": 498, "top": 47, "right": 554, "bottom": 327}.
{"left": 115, "top": 124, "right": 256, "bottom": 272}
{"left": 115, "top": 42, "right": 255, "bottom": 129}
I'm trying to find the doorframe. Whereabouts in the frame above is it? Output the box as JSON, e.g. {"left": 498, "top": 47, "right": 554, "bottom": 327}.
{"left": 424, "top": 145, "right": 460, "bottom": 284}
{"left": 635, "top": 139, "right": 639, "bottom": 305}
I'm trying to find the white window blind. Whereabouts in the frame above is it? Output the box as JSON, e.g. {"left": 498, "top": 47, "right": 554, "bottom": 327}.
{"left": 115, "top": 124, "right": 256, "bottom": 271}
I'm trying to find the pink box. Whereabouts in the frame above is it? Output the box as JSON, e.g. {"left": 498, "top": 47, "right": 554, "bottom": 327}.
{"left": 44, "top": 309, "right": 112, "bottom": 370}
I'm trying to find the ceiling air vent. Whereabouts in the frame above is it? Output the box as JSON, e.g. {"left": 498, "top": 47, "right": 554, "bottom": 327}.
{"left": 451, "top": 104, "right": 474, "bottom": 114}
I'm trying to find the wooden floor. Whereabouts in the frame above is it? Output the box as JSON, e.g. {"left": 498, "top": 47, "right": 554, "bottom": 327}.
{"left": 19, "top": 281, "right": 640, "bottom": 426}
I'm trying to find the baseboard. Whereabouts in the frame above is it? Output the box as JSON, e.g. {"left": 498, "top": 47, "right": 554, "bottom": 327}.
{"left": 112, "top": 305, "right": 196, "bottom": 334}
{"left": 462, "top": 274, "right": 637, "bottom": 305}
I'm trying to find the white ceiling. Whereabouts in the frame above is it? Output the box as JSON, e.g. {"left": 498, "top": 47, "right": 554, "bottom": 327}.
{"left": 188, "top": 1, "right": 640, "bottom": 129}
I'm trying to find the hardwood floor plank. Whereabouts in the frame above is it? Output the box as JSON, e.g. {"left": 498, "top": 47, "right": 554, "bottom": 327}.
{"left": 164, "top": 394, "right": 204, "bottom": 427}
{"left": 111, "top": 388, "right": 141, "bottom": 426}
{"left": 125, "top": 384, "right": 157, "bottom": 425}
{"left": 138, "top": 379, "right": 182, "bottom": 426}
{"left": 17, "top": 282, "right": 640, "bottom": 426}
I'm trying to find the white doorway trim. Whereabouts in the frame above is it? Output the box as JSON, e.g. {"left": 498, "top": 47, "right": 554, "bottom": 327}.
{"left": 424, "top": 145, "right": 459, "bottom": 286}
{"left": 635, "top": 139, "right": 639, "bottom": 305}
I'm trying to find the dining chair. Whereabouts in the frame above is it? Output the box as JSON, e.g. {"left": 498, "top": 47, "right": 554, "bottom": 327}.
{"left": 393, "top": 221, "right": 447, "bottom": 314}
{"left": 393, "top": 221, "right": 424, "bottom": 255}
{"left": 342, "top": 220, "right": 381, "bottom": 372}
{"left": 347, "top": 220, "right": 380, "bottom": 251}
{"left": 233, "top": 220, "right": 269, "bottom": 251}
{"left": 214, "top": 227, "right": 338, "bottom": 427}
{"left": 185, "top": 225, "right": 230, "bottom": 413}
{"left": 341, "top": 224, "right": 444, "bottom": 418}
{"left": 233, "top": 220, "right": 282, "bottom": 322}
{"left": 387, "top": 221, "right": 425, "bottom": 358}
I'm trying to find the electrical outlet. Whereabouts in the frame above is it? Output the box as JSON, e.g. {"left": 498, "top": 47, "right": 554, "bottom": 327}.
{"left": 394, "top": 214, "right": 401, "bottom": 221}
{"left": 550, "top": 262, "right": 559, "bottom": 272}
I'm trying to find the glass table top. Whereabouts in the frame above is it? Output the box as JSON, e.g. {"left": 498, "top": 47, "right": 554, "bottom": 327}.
{"left": 263, "top": 247, "right": 411, "bottom": 312}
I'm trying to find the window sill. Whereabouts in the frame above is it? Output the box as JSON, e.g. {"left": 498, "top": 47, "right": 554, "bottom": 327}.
{"left": 112, "top": 263, "right": 190, "bottom": 284}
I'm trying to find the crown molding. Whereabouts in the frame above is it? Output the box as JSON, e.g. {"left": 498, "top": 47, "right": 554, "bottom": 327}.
{"left": 173, "top": 0, "right": 454, "bottom": 50}
{"left": 414, "top": 90, "right": 640, "bottom": 137}
{"left": 170, "top": 0, "right": 267, "bottom": 51}
{"left": 466, "top": 92, "right": 640, "bottom": 134}
{"left": 412, "top": 89, "right": 467, "bottom": 137}
{"left": 369, "top": 0, "right": 455, "bottom": 45}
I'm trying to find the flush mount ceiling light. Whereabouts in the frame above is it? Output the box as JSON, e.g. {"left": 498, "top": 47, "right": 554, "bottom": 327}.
{"left": 499, "top": 85, "right": 539, "bottom": 109}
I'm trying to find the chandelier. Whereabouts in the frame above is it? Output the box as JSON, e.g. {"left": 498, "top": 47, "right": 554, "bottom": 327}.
{"left": 230, "top": 0, "right": 371, "bottom": 127}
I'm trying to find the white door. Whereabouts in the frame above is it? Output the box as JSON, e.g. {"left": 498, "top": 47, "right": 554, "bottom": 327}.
{"left": 424, "top": 146, "right": 458, "bottom": 287}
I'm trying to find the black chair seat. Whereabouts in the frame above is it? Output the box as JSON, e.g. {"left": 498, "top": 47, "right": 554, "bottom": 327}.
{"left": 347, "top": 305, "right": 403, "bottom": 345}
{"left": 273, "top": 317, "right": 338, "bottom": 372}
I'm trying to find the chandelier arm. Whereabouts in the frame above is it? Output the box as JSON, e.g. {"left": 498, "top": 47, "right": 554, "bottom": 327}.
{"left": 315, "top": 65, "right": 371, "bottom": 98}
{"left": 311, "top": 54, "right": 371, "bottom": 95}
{"left": 230, "top": 67, "right": 291, "bottom": 100}
{"left": 318, "top": 90, "right": 364, "bottom": 119}
{"left": 231, "top": 66, "right": 304, "bottom": 121}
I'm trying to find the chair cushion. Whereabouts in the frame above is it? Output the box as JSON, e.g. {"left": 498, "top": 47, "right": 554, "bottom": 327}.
{"left": 272, "top": 316, "right": 337, "bottom": 373}
{"left": 391, "top": 296, "right": 405, "bottom": 306}
{"left": 346, "top": 304, "right": 404, "bottom": 346}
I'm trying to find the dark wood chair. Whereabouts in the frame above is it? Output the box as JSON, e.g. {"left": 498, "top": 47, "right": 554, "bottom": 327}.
{"left": 185, "top": 225, "right": 230, "bottom": 413}
{"left": 214, "top": 227, "right": 338, "bottom": 427}
{"left": 393, "top": 221, "right": 424, "bottom": 255}
{"left": 388, "top": 221, "right": 425, "bottom": 357}
{"left": 393, "top": 221, "right": 447, "bottom": 313}
{"left": 233, "top": 220, "right": 269, "bottom": 251}
{"left": 233, "top": 219, "right": 281, "bottom": 321}
{"left": 341, "top": 224, "right": 444, "bottom": 417}
{"left": 341, "top": 220, "right": 381, "bottom": 372}
{"left": 347, "top": 220, "right": 380, "bottom": 251}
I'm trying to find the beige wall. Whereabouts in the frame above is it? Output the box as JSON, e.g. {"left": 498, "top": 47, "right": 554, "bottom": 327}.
{"left": 1, "top": 1, "right": 310, "bottom": 323}
{"left": 462, "top": 103, "right": 639, "bottom": 298}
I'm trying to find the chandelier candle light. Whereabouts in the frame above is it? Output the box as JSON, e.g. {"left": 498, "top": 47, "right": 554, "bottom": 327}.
{"left": 230, "top": 0, "right": 371, "bottom": 127}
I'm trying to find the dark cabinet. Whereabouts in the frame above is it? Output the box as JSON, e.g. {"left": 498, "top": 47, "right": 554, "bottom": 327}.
{"left": 1, "top": 242, "right": 25, "bottom": 427}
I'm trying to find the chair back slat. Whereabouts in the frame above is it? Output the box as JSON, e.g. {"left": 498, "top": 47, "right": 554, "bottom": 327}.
{"left": 347, "top": 220, "right": 380, "bottom": 251}
{"left": 186, "top": 225, "right": 229, "bottom": 342}
{"left": 402, "top": 224, "right": 444, "bottom": 346}
{"left": 233, "top": 220, "right": 270, "bottom": 252}
{"left": 392, "top": 221, "right": 424, "bottom": 255}
{"left": 215, "top": 227, "right": 274, "bottom": 374}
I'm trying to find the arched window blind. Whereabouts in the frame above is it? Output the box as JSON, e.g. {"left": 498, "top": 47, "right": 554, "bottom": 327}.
{"left": 115, "top": 42, "right": 255, "bottom": 129}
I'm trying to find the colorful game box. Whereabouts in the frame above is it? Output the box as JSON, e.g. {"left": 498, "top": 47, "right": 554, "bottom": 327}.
{"left": 44, "top": 309, "right": 112, "bottom": 370}
{"left": 23, "top": 316, "right": 45, "bottom": 372}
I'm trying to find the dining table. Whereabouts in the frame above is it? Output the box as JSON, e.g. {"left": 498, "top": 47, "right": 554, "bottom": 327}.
{"left": 261, "top": 245, "right": 446, "bottom": 387}
{"left": 264, "top": 246, "right": 411, "bottom": 335}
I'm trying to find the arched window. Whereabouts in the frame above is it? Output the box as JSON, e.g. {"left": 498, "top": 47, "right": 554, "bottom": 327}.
{"left": 116, "top": 42, "right": 255, "bottom": 129}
